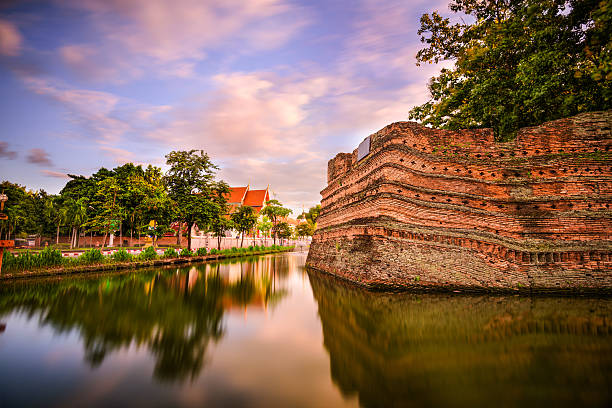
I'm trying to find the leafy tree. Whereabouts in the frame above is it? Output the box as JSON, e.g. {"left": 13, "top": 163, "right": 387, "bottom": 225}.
{"left": 230, "top": 205, "right": 257, "bottom": 247}
{"left": 256, "top": 215, "right": 272, "bottom": 244}
{"left": 209, "top": 210, "right": 233, "bottom": 250}
{"left": 84, "top": 177, "right": 122, "bottom": 247}
{"left": 261, "top": 199, "right": 292, "bottom": 245}
{"left": 296, "top": 221, "right": 315, "bottom": 238}
{"left": 0, "top": 181, "right": 37, "bottom": 240}
{"left": 297, "top": 204, "right": 320, "bottom": 238}
{"left": 44, "top": 195, "right": 64, "bottom": 244}
{"left": 409, "top": 0, "right": 612, "bottom": 141}
{"left": 63, "top": 197, "right": 89, "bottom": 249}
{"left": 272, "top": 221, "right": 292, "bottom": 243}
{"left": 165, "top": 150, "right": 229, "bottom": 251}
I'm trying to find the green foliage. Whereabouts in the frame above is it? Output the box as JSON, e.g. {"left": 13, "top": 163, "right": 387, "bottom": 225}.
{"left": 2, "top": 248, "right": 64, "bottom": 271}
{"left": 209, "top": 215, "right": 234, "bottom": 250}
{"left": 209, "top": 248, "right": 219, "bottom": 255}
{"left": 296, "top": 204, "right": 319, "bottom": 237}
{"left": 112, "top": 249, "right": 133, "bottom": 263}
{"left": 296, "top": 222, "right": 315, "bottom": 237}
{"left": 80, "top": 249, "right": 105, "bottom": 264}
{"left": 261, "top": 199, "right": 292, "bottom": 244}
{"left": 273, "top": 221, "right": 292, "bottom": 239}
{"left": 138, "top": 246, "right": 158, "bottom": 261}
{"left": 257, "top": 215, "right": 273, "bottom": 238}
{"left": 298, "top": 204, "right": 321, "bottom": 224}
{"left": 196, "top": 247, "right": 207, "bottom": 256}
{"left": 231, "top": 205, "right": 257, "bottom": 245}
{"left": 180, "top": 248, "right": 193, "bottom": 257}
{"left": 164, "top": 150, "right": 230, "bottom": 251}
{"left": 163, "top": 248, "right": 179, "bottom": 258}
{"left": 409, "top": 0, "right": 612, "bottom": 140}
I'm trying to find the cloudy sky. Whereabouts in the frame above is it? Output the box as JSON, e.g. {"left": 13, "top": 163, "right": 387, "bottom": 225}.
{"left": 0, "top": 0, "right": 451, "bottom": 213}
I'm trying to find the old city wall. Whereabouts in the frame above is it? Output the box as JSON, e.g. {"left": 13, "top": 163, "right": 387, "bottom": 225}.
{"left": 306, "top": 111, "right": 612, "bottom": 294}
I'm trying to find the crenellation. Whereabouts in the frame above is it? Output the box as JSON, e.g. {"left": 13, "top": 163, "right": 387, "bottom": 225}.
{"left": 308, "top": 111, "right": 612, "bottom": 294}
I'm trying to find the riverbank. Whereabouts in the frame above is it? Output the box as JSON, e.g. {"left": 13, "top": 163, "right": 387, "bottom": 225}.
{"left": 0, "top": 247, "right": 295, "bottom": 281}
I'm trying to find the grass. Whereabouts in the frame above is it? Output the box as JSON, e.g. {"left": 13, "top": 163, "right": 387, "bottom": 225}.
{"left": 1, "top": 245, "right": 295, "bottom": 275}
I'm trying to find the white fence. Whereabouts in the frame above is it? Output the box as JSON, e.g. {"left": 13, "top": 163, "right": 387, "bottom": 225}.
{"left": 190, "top": 235, "right": 310, "bottom": 252}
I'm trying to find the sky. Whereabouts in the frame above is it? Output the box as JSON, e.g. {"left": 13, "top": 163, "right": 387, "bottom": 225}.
{"left": 0, "top": 0, "right": 451, "bottom": 214}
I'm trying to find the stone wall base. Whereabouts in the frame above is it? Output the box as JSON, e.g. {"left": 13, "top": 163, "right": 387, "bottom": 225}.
{"left": 307, "top": 225, "right": 612, "bottom": 295}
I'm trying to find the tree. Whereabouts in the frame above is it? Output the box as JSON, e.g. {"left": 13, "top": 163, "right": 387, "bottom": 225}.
{"left": 84, "top": 177, "right": 122, "bottom": 247}
{"left": 165, "top": 150, "right": 229, "bottom": 251}
{"left": 209, "top": 210, "right": 233, "bottom": 250}
{"left": 256, "top": 215, "right": 272, "bottom": 245}
{"left": 272, "top": 221, "right": 292, "bottom": 244}
{"left": 0, "top": 181, "right": 41, "bottom": 240}
{"left": 231, "top": 205, "right": 257, "bottom": 247}
{"left": 296, "top": 222, "right": 315, "bottom": 238}
{"left": 296, "top": 204, "right": 320, "bottom": 238}
{"left": 408, "top": 0, "right": 612, "bottom": 141}
{"left": 261, "top": 200, "right": 292, "bottom": 245}
{"left": 44, "top": 195, "right": 64, "bottom": 244}
{"left": 63, "top": 197, "right": 89, "bottom": 249}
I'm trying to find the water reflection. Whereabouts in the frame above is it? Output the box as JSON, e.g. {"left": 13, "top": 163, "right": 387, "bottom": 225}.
{"left": 0, "top": 255, "right": 291, "bottom": 383}
{"left": 307, "top": 269, "right": 612, "bottom": 408}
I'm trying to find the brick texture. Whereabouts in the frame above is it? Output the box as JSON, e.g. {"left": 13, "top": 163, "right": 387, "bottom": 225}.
{"left": 307, "top": 111, "right": 612, "bottom": 294}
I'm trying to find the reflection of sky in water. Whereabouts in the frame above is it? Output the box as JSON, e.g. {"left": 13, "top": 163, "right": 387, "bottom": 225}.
{"left": 0, "top": 253, "right": 610, "bottom": 407}
{"left": 0, "top": 253, "right": 358, "bottom": 407}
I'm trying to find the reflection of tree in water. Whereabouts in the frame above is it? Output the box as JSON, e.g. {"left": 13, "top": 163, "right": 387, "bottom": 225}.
{"left": 0, "top": 255, "right": 289, "bottom": 383}
{"left": 307, "top": 269, "right": 612, "bottom": 408}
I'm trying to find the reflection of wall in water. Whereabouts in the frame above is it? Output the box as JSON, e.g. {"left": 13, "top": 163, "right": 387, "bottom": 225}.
{"left": 307, "top": 270, "right": 612, "bottom": 408}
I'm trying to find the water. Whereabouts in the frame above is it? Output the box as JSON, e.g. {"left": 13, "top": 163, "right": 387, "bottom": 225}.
{"left": 0, "top": 252, "right": 610, "bottom": 407}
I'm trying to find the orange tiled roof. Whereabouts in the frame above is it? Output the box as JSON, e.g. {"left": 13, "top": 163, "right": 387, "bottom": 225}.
{"left": 225, "top": 186, "right": 249, "bottom": 204}
{"left": 243, "top": 188, "right": 269, "bottom": 212}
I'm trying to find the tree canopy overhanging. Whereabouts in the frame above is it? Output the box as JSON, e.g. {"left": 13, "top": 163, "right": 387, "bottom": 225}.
{"left": 409, "top": 0, "right": 612, "bottom": 141}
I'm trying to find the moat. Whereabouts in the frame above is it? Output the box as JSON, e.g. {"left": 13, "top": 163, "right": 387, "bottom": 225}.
{"left": 0, "top": 253, "right": 610, "bottom": 407}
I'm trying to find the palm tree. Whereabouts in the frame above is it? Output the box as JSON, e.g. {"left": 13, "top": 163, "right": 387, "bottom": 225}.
{"left": 62, "top": 197, "right": 89, "bottom": 249}
{"left": 44, "top": 196, "right": 64, "bottom": 245}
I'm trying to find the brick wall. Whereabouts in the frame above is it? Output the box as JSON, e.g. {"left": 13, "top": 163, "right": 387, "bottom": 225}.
{"left": 307, "top": 111, "right": 612, "bottom": 294}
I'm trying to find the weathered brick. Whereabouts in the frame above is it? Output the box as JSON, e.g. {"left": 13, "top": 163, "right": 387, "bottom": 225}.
{"left": 307, "top": 111, "right": 612, "bottom": 294}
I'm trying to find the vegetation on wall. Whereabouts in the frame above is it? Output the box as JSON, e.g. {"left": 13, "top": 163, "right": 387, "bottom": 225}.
{"left": 409, "top": 0, "right": 611, "bottom": 140}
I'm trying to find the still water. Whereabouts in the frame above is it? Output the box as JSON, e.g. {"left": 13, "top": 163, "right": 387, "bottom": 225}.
{"left": 0, "top": 252, "right": 610, "bottom": 407}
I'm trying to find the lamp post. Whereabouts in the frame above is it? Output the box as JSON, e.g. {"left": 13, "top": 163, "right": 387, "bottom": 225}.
{"left": 0, "top": 191, "right": 15, "bottom": 274}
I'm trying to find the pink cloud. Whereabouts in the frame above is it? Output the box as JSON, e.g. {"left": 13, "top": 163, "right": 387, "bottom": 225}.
{"left": 0, "top": 18, "right": 22, "bottom": 56}
{"left": 27, "top": 148, "right": 52, "bottom": 166}
{"left": 41, "top": 169, "right": 69, "bottom": 179}
{"left": 56, "top": 0, "right": 310, "bottom": 81}
{"left": 0, "top": 141, "right": 17, "bottom": 159}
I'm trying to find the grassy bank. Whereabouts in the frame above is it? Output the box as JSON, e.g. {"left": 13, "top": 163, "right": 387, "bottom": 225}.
{"left": 1, "top": 245, "right": 295, "bottom": 280}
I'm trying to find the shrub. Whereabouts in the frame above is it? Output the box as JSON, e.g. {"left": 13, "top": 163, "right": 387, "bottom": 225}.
{"left": 138, "top": 246, "right": 158, "bottom": 261}
{"left": 209, "top": 248, "right": 219, "bottom": 255}
{"left": 239, "top": 247, "right": 247, "bottom": 254}
{"left": 163, "top": 248, "right": 178, "bottom": 258}
{"left": 112, "top": 249, "right": 132, "bottom": 262}
{"left": 230, "top": 247, "right": 239, "bottom": 253}
{"left": 180, "top": 248, "right": 192, "bottom": 257}
{"left": 196, "top": 247, "right": 207, "bottom": 256}
{"left": 39, "top": 247, "right": 64, "bottom": 267}
{"left": 80, "top": 249, "right": 105, "bottom": 264}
